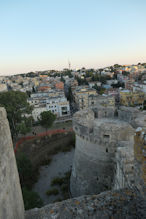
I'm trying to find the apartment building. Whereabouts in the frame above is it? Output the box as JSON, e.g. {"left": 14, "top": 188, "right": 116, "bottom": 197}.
{"left": 120, "top": 90, "right": 145, "bottom": 106}
{"left": 73, "top": 86, "right": 97, "bottom": 110}
{"left": 28, "top": 91, "right": 70, "bottom": 121}
{"left": 0, "top": 84, "right": 7, "bottom": 92}
{"left": 46, "top": 96, "right": 70, "bottom": 117}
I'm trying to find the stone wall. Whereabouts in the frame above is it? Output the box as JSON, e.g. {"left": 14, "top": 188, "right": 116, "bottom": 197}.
{"left": 134, "top": 129, "right": 146, "bottom": 197}
{"left": 71, "top": 107, "right": 135, "bottom": 197}
{"left": 0, "top": 105, "right": 145, "bottom": 219}
{"left": 0, "top": 107, "right": 24, "bottom": 219}
{"left": 25, "top": 188, "right": 145, "bottom": 219}
{"left": 113, "top": 142, "right": 134, "bottom": 190}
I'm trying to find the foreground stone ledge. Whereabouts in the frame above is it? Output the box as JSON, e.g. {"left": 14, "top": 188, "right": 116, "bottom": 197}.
{"left": 25, "top": 188, "right": 145, "bottom": 219}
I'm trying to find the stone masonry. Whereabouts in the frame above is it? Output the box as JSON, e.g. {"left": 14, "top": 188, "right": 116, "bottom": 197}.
{"left": 70, "top": 106, "right": 135, "bottom": 197}
{"left": 0, "top": 107, "right": 24, "bottom": 219}
{"left": 0, "top": 103, "right": 145, "bottom": 219}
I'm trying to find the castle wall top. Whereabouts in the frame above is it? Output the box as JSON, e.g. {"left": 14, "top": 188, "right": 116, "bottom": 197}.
{"left": 25, "top": 188, "right": 145, "bottom": 219}
{"left": 0, "top": 107, "right": 24, "bottom": 219}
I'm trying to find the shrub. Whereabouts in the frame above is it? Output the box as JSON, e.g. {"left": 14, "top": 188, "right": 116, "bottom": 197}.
{"left": 22, "top": 187, "right": 43, "bottom": 210}
{"left": 40, "top": 158, "right": 52, "bottom": 166}
{"left": 51, "top": 177, "right": 64, "bottom": 186}
{"left": 46, "top": 188, "right": 59, "bottom": 196}
{"left": 16, "top": 153, "right": 34, "bottom": 188}
{"left": 61, "top": 184, "right": 68, "bottom": 193}
{"left": 53, "top": 198, "right": 63, "bottom": 203}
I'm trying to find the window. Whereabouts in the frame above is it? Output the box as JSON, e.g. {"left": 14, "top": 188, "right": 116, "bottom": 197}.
{"left": 104, "top": 135, "right": 110, "bottom": 139}
{"left": 94, "top": 112, "right": 98, "bottom": 118}
{"left": 106, "top": 148, "right": 108, "bottom": 153}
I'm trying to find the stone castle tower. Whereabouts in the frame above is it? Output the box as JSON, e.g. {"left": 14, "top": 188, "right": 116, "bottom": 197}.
{"left": 70, "top": 103, "right": 146, "bottom": 197}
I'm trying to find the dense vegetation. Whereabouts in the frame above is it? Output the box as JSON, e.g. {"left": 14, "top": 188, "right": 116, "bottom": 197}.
{"left": 0, "top": 91, "right": 33, "bottom": 139}
{"left": 46, "top": 171, "right": 71, "bottom": 201}
{"left": 16, "top": 153, "right": 43, "bottom": 210}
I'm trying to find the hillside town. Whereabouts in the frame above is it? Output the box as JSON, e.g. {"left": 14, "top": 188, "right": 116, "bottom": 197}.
{"left": 0, "top": 63, "right": 146, "bottom": 123}
{"left": 1, "top": 0, "right": 146, "bottom": 218}
{"left": 0, "top": 63, "right": 146, "bottom": 219}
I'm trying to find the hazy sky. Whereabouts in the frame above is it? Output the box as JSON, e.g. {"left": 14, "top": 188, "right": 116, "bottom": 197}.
{"left": 0, "top": 0, "right": 146, "bottom": 75}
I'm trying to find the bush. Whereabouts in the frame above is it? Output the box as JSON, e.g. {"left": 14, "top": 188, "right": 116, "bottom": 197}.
{"left": 49, "top": 146, "right": 60, "bottom": 155}
{"left": 61, "top": 184, "right": 68, "bottom": 193}
{"left": 40, "top": 158, "right": 52, "bottom": 166}
{"left": 53, "top": 198, "right": 63, "bottom": 203}
{"left": 16, "top": 153, "right": 35, "bottom": 188}
{"left": 51, "top": 177, "right": 64, "bottom": 186}
{"left": 46, "top": 188, "right": 59, "bottom": 196}
{"left": 22, "top": 187, "right": 43, "bottom": 210}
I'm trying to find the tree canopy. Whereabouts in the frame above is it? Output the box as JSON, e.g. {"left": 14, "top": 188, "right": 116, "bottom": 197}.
{"left": 0, "top": 91, "right": 32, "bottom": 138}
{"left": 22, "top": 188, "right": 43, "bottom": 210}
{"left": 39, "top": 111, "right": 56, "bottom": 130}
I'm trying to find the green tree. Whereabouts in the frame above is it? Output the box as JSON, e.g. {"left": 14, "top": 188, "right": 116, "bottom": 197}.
{"left": 0, "top": 91, "right": 32, "bottom": 138}
{"left": 16, "top": 153, "right": 34, "bottom": 188}
{"left": 60, "top": 75, "right": 65, "bottom": 83}
{"left": 67, "top": 87, "right": 73, "bottom": 102}
{"left": 114, "top": 64, "right": 121, "bottom": 68}
{"left": 143, "top": 100, "right": 146, "bottom": 110}
{"left": 122, "top": 71, "right": 129, "bottom": 76}
{"left": 39, "top": 111, "right": 56, "bottom": 133}
{"left": 22, "top": 188, "right": 43, "bottom": 210}
{"left": 16, "top": 117, "right": 32, "bottom": 136}
{"left": 93, "top": 85, "right": 106, "bottom": 95}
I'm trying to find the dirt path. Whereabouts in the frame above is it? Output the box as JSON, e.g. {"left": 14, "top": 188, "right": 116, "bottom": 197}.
{"left": 33, "top": 149, "right": 74, "bottom": 205}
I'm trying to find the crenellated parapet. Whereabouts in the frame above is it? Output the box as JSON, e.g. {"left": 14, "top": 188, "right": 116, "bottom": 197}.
{"left": 73, "top": 106, "right": 135, "bottom": 146}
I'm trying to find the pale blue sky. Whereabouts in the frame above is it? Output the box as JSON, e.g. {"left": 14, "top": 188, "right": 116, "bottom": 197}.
{"left": 0, "top": 0, "right": 146, "bottom": 75}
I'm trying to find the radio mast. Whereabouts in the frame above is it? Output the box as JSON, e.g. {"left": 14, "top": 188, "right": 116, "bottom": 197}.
{"left": 68, "top": 60, "right": 71, "bottom": 70}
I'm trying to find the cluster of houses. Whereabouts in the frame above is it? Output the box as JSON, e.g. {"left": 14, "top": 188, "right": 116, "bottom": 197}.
{"left": 0, "top": 63, "right": 145, "bottom": 121}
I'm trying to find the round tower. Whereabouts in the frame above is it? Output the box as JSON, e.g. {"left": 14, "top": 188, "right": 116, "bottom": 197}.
{"left": 70, "top": 108, "right": 134, "bottom": 197}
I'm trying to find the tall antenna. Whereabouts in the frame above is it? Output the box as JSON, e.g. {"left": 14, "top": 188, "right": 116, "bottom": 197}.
{"left": 68, "top": 59, "right": 71, "bottom": 70}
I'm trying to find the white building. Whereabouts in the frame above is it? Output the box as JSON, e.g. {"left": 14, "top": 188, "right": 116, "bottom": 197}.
{"left": 28, "top": 92, "right": 70, "bottom": 121}
{"left": 0, "top": 84, "right": 7, "bottom": 92}
{"left": 32, "top": 105, "right": 46, "bottom": 121}
{"left": 46, "top": 96, "right": 70, "bottom": 117}
{"left": 133, "top": 83, "right": 146, "bottom": 94}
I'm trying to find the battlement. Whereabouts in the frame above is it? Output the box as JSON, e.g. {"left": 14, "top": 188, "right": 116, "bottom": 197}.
{"left": 73, "top": 105, "right": 145, "bottom": 134}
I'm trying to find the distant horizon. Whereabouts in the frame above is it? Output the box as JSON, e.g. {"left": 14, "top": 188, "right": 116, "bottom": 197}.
{"left": 0, "top": 61, "right": 145, "bottom": 77}
{"left": 1, "top": 0, "right": 146, "bottom": 76}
